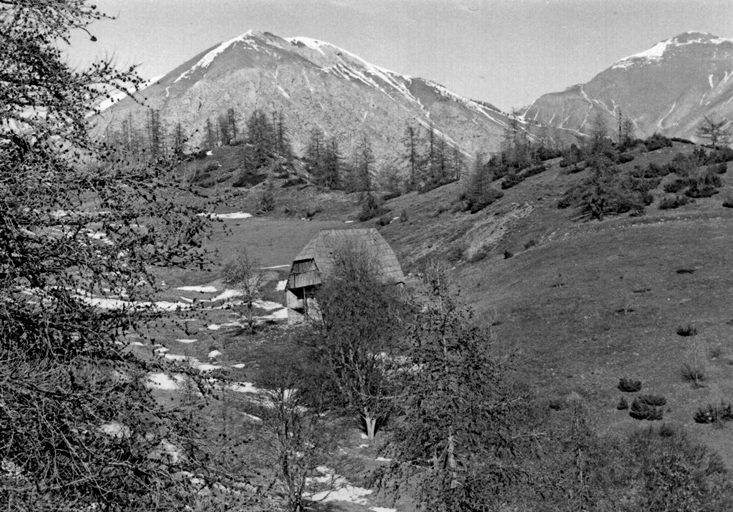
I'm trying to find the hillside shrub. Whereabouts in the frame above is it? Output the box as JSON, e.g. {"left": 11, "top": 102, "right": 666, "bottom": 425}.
{"left": 637, "top": 394, "right": 667, "bottom": 407}
{"left": 710, "top": 163, "right": 728, "bottom": 174}
{"left": 282, "top": 176, "right": 306, "bottom": 188}
{"left": 663, "top": 178, "right": 690, "bottom": 194}
{"left": 445, "top": 243, "right": 465, "bottom": 263}
{"left": 706, "top": 147, "right": 733, "bottom": 164}
{"left": 503, "top": 250, "right": 514, "bottom": 259}
{"left": 521, "top": 164, "right": 547, "bottom": 178}
{"left": 358, "top": 193, "right": 387, "bottom": 222}
{"left": 644, "top": 133, "right": 673, "bottom": 151}
{"left": 676, "top": 324, "right": 697, "bottom": 336}
{"left": 233, "top": 171, "right": 268, "bottom": 188}
{"left": 618, "top": 378, "right": 642, "bottom": 392}
{"left": 618, "top": 153, "right": 635, "bottom": 164}
{"left": 501, "top": 172, "right": 524, "bottom": 189}
{"left": 630, "top": 395, "right": 666, "bottom": 421}
{"left": 723, "top": 196, "right": 733, "bottom": 208}
{"left": 381, "top": 190, "right": 402, "bottom": 201}
{"left": 375, "top": 214, "right": 391, "bottom": 226}
{"left": 462, "top": 186, "right": 504, "bottom": 214}
{"left": 469, "top": 250, "right": 488, "bottom": 263}
{"left": 659, "top": 195, "right": 691, "bottom": 210}
{"left": 617, "top": 397, "right": 629, "bottom": 410}
{"left": 630, "top": 399, "right": 664, "bottom": 420}
{"left": 694, "top": 402, "right": 733, "bottom": 424}
{"left": 399, "top": 209, "right": 408, "bottom": 222}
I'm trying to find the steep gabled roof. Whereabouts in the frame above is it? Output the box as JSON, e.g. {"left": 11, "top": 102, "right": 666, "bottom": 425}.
{"left": 289, "top": 228, "right": 404, "bottom": 288}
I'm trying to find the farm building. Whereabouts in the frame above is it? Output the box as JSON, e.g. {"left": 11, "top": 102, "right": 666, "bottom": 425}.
{"left": 285, "top": 228, "right": 405, "bottom": 324}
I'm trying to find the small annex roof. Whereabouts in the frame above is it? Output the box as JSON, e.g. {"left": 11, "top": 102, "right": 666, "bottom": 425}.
{"left": 289, "top": 228, "right": 405, "bottom": 287}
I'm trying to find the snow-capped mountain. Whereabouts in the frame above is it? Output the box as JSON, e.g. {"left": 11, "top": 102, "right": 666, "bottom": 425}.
{"left": 90, "top": 30, "right": 552, "bottom": 162}
{"left": 522, "top": 32, "right": 733, "bottom": 142}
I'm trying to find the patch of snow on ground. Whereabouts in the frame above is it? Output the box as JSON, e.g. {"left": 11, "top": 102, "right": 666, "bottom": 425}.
{"left": 253, "top": 299, "right": 283, "bottom": 310}
{"left": 146, "top": 373, "right": 183, "bottom": 390}
{"left": 154, "top": 347, "right": 170, "bottom": 354}
{"left": 232, "top": 363, "right": 246, "bottom": 369}
{"left": 99, "top": 422, "right": 131, "bottom": 439}
{"left": 196, "top": 363, "right": 222, "bottom": 372}
{"left": 371, "top": 508, "right": 397, "bottom": 512}
{"left": 176, "top": 339, "right": 197, "bottom": 343}
{"left": 256, "top": 308, "right": 288, "bottom": 321}
{"left": 276, "top": 280, "right": 287, "bottom": 291}
{"left": 375, "top": 457, "right": 392, "bottom": 462}
{"left": 176, "top": 285, "right": 218, "bottom": 293}
{"left": 197, "top": 212, "right": 252, "bottom": 220}
{"left": 164, "top": 354, "right": 188, "bottom": 361}
{"left": 207, "top": 324, "right": 221, "bottom": 330}
{"left": 261, "top": 264, "right": 290, "bottom": 269}
{"left": 208, "top": 350, "right": 222, "bottom": 358}
{"left": 227, "top": 382, "right": 260, "bottom": 393}
{"left": 130, "top": 341, "right": 144, "bottom": 346}
{"left": 210, "top": 289, "right": 243, "bottom": 302}
{"left": 308, "top": 466, "right": 372, "bottom": 505}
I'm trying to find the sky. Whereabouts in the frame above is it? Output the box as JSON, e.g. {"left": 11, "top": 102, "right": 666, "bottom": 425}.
{"left": 67, "top": 0, "right": 733, "bottom": 112}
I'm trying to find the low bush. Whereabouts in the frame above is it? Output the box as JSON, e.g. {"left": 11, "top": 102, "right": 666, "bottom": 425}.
{"left": 710, "top": 163, "right": 728, "bottom": 174}
{"left": 723, "top": 196, "right": 733, "bottom": 208}
{"left": 381, "top": 190, "right": 402, "bottom": 202}
{"left": 521, "top": 164, "right": 547, "bottom": 178}
{"left": 618, "top": 378, "right": 642, "bottom": 393}
{"left": 637, "top": 394, "right": 667, "bottom": 407}
{"left": 659, "top": 195, "right": 691, "bottom": 210}
{"left": 503, "top": 250, "right": 514, "bottom": 259}
{"left": 524, "top": 239, "right": 536, "bottom": 250}
{"left": 617, "top": 397, "right": 629, "bottom": 410}
{"left": 463, "top": 186, "right": 504, "bottom": 214}
{"left": 644, "top": 133, "right": 673, "bottom": 151}
{"left": 358, "top": 197, "right": 387, "bottom": 222}
{"left": 630, "top": 398, "right": 664, "bottom": 421}
{"left": 618, "top": 153, "right": 635, "bottom": 164}
{"left": 693, "top": 402, "right": 733, "bottom": 424}
{"left": 445, "top": 244, "right": 465, "bottom": 263}
{"left": 375, "top": 214, "right": 391, "bottom": 226}
{"left": 399, "top": 209, "right": 408, "bottom": 222}
{"left": 676, "top": 324, "right": 698, "bottom": 337}
{"left": 501, "top": 172, "right": 524, "bottom": 190}
{"left": 282, "top": 176, "right": 306, "bottom": 188}
{"left": 469, "top": 250, "right": 488, "bottom": 263}
{"left": 663, "top": 178, "right": 690, "bottom": 194}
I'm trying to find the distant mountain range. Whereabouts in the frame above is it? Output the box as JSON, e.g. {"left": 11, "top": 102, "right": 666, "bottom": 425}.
{"left": 92, "top": 30, "right": 733, "bottom": 163}
{"left": 91, "top": 30, "right": 549, "bottom": 162}
{"left": 522, "top": 32, "right": 733, "bottom": 141}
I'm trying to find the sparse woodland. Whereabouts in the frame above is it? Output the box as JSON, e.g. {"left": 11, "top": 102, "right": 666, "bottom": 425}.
{"left": 4, "top": 2, "right": 733, "bottom": 512}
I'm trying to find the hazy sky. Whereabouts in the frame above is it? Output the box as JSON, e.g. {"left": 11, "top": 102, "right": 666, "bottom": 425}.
{"left": 67, "top": 0, "right": 733, "bottom": 111}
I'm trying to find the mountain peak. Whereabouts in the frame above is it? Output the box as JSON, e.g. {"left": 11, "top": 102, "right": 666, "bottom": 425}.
{"left": 612, "top": 32, "right": 733, "bottom": 70}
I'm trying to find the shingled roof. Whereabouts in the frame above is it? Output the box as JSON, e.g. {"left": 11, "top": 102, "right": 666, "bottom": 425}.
{"left": 287, "top": 228, "right": 405, "bottom": 289}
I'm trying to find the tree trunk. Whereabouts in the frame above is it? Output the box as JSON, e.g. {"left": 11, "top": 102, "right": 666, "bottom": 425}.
{"left": 363, "top": 410, "right": 377, "bottom": 440}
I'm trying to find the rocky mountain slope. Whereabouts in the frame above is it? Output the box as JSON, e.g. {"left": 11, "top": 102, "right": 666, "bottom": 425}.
{"left": 91, "top": 30, "right": 554, "bottom": 163}
{"left": 522, "top": 32, "right": 733, "bottom": 142}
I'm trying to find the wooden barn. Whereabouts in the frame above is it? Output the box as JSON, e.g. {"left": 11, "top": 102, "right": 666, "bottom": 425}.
{"left": 285, "top": 228, "right": 405, "bottom": 324}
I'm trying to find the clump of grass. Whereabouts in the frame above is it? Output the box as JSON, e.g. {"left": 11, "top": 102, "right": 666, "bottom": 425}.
{"left": 617, "top": 378, "right": 642, "bottom": 393}
{"left": 693, "top": 402, "right": 733, "bottom": 424}
{"left": 676, "top": 324, "right": 697, "bottom": 337}
{"left": 681, "top": 362, "right": 706, "bottom": 385}
{"left": 709, "top": 345, "right": 723, "bottom": 359}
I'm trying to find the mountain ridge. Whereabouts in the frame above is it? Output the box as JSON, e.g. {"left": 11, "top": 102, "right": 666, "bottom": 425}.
{"left": 522, "top": 32, "right": 733, "bottom": 142}
{"left": 91, "top": 29, "right": 562, "bottom": 166}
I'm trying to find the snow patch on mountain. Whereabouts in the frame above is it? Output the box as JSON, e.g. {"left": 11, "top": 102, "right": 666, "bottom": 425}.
{"left": 95, "top": 75, "right": 164, "bottom": 112}
{"left": 175, "top": 29, "right": 257, "bottom": 83}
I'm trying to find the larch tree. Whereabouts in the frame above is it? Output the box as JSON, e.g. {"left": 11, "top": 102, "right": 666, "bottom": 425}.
{"left": 387, "top": 262, "right": 530, "bottom": 511}
{"left": 303, "top": 242, "right": 406, "bottom": 440}
{"left": 696, "top": 116, "right": 732, "bottom": 149}
{"left": 0, "top": 1, "right": 229, "bottom": 510}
